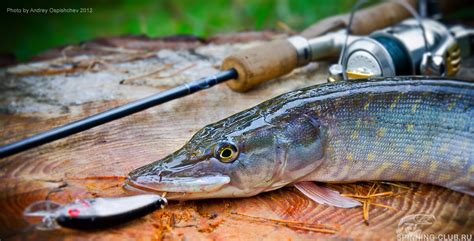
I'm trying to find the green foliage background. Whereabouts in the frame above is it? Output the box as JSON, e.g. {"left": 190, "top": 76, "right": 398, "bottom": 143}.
{"left": 0, "top": 0, "right": 472, "bottom": 60}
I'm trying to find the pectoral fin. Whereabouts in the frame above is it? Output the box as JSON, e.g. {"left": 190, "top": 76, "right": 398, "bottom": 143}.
{"left": 294, "top": 181, "right": 361, "bottom": 208}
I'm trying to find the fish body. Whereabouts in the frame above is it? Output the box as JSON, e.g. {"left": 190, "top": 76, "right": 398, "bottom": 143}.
{"left": 126, "top": 77, "right": 474, "bottom": 200}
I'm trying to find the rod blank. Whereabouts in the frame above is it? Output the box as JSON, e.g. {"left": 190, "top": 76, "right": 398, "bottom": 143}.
{"left": 0, "top": 69, "right": 238, "bottom": 158}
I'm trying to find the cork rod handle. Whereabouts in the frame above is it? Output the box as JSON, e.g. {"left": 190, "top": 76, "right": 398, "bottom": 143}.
{"left": 301, "top": 0, "right": 417, "bottom": 38}
{"left": 221, "top": 39, "right": 298, "bottom": 92}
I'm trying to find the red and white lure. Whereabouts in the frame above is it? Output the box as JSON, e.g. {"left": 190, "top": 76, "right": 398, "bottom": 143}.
{"left": 23, "top": 195, "right": 167, "bottom": 230}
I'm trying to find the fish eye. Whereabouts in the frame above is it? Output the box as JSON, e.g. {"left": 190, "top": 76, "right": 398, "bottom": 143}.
{"left": 214, "top": 142, "right": 239, "bottom": 163}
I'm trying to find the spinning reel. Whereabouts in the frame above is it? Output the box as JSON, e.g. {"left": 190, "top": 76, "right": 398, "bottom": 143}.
{"left": 333, "top": 18, "right": 472, "bottom": 81}
{"left": 286, "top": 1, "right": 473, "bottom": 82}
{"left": 327, "top": 0, "right": 473, "bottom": 81}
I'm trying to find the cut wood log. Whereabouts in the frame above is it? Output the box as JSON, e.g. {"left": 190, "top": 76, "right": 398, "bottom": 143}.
{"left": 0, "top": 32, "right": 473, "bottom": 240}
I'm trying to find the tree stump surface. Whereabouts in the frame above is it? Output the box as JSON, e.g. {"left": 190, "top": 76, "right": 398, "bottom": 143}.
{"left": 1, "top": 32, "right": 473, "bottom": 240}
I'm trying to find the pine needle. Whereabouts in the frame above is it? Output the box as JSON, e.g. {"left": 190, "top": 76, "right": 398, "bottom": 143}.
{"left": 339, "top": 182, "right": 401, "bottom": 223}
{"left": 230, "top": 212, "right": 338, "bottom": 234}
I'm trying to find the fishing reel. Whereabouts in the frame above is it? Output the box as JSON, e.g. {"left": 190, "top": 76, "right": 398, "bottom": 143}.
{"left": 331, "top": 18, "right": 472, "bottom": 81}
{"left": 288, "top": 17, "right": 473, "bottom": 82}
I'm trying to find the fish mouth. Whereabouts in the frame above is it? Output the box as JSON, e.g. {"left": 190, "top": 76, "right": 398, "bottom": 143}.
{"left": 123, "top": 175, "right": 231, "bottom": 199}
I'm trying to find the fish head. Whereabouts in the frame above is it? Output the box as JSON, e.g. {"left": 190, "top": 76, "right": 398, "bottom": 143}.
{"left": 125, "top": 110, "right": 326, "bottom": 200}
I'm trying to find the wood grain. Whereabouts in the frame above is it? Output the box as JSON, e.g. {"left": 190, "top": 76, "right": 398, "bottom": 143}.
{"left": 0, "top": 34, "right": 473, "bottom": 240}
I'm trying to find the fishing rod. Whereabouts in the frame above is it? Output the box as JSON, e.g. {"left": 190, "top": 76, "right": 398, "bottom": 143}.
{"left": 0, "top": 0, "right": 468, "bottom": 158}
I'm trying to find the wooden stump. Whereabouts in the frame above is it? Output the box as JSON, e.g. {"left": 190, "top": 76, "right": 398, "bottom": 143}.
{"left": 1, "top": 33, "right": 473, "bottom": 240}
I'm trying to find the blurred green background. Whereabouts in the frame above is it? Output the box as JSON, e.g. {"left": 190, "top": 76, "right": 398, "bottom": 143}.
{"left": 0, "top": 0, "right": 362, "bottom": 61}
{"left": 0, "top": 0, "right": 472, "bottom": 61}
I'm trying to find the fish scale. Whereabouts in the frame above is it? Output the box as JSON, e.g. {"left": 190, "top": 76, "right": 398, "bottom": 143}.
{"left": 312, "top": 81, "right": 473, "bottom": 195}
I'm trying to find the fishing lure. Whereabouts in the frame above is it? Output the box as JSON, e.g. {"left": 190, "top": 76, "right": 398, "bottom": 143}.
{"left": 125, "top": 77, "right": 473, "bottom": 208}
{"left": 23, "top": 195, "right": 167, "bottom": 230}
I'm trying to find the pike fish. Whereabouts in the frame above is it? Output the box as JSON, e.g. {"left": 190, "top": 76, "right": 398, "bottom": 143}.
{"left": 125, "top": 77, "right": 474, "bottom": 208}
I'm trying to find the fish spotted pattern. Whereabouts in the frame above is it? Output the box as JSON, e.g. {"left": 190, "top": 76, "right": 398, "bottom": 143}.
{"left": 126, "top": 77, "right": 474, "bottom": 200}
